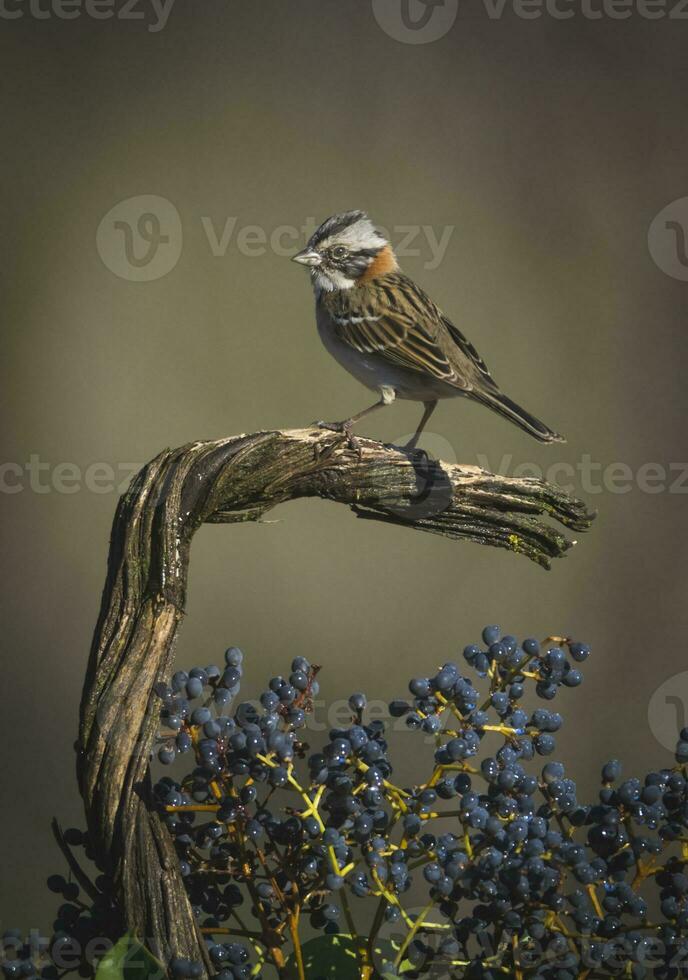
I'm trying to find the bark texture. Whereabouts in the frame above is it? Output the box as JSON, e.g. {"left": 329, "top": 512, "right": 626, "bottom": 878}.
{"left": 77, "top": 427, "right": 595, "bottom": 970}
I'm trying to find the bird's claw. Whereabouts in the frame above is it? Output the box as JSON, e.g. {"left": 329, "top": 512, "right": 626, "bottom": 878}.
{"left": 313, "top": 420, "right": 362, "bottom": 457}
{"left": 313, "top": 419, "right": 346, "bottom": 433}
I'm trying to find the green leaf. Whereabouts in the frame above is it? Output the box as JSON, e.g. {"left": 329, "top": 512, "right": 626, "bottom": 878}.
{"left": 284, "top": 932, "right": 403, "bottom": 979}
{"left": 95, "top": 935, "right": 166, "bottom": 980}
{"left": 284, "top": 934, "right": 359, "bottom": 979}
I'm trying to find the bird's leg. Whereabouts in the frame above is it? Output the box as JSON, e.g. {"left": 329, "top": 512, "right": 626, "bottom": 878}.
{"left": 314, "top": 387, "right": 395, "bottom": 452}
{"left": 403, "top": 400, "right": 438, "bottom": 453}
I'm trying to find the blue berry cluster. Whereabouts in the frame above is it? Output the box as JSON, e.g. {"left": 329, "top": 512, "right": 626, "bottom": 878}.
{"left": 7, "top": 628, "right": 688, "bottom": 979}
{"left": 1, "top": 834, "right": 121, "bottom": 980}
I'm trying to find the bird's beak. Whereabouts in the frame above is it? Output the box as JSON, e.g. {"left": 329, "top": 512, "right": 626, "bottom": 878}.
{"left": 291, "top": 248, "right": 322, "bottom": 267}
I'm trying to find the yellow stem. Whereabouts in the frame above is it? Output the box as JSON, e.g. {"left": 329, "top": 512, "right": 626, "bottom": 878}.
{"left": 288, "top": 910, "right": 305, "bottom": 980}
{"left": 394, "top": 901, "right": 434, "bottom": 969}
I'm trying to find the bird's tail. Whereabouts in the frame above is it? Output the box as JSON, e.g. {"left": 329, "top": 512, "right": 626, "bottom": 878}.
{"left": 476, "top": 390, "right": 566, "bottom": 444}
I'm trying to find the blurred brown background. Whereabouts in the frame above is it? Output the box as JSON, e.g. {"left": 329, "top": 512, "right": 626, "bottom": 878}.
{"left": 1, "top": 0, "right": 687, "bottom": 931}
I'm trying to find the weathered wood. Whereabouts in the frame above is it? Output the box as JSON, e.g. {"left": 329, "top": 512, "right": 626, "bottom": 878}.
{"left": 77, "top": 427, "right": 594, "bottom": 972}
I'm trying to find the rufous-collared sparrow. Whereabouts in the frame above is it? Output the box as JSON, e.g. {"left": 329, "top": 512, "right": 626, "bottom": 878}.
{"left": 293, "top": 210, "right": 564, "bottom": 450}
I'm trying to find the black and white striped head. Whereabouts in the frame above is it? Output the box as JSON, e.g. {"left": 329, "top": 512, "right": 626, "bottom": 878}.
{"left": 292, "top": 210, "right": 393, "bottom": 292}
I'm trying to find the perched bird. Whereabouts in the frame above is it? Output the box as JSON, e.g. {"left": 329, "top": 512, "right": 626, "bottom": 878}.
{"left": 292, "top": 210, "right": 564, "bottom": 450}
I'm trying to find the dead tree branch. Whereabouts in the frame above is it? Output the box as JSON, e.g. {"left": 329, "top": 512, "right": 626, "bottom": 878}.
{"left": 77, "top": 427, "right": 594, "bottom": 972}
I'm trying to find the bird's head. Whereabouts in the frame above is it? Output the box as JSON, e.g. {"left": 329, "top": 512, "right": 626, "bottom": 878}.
{"left": 292, "top": 210, "right": 398, "bottom": 292}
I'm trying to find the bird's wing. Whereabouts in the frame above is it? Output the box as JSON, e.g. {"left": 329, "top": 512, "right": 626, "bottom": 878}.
{"left": 328, "top": 274, "right": 496, "bottom": 392}
{"left": 440, "top": 317, "right": 496, "bottom": 387}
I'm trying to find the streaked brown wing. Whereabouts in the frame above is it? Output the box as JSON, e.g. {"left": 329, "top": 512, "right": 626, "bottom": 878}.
{"left": 330, "top": 279, "right": 475, "bottom": 390}
{"left": 333, "top": 311, "right": 463, "bottom": 385}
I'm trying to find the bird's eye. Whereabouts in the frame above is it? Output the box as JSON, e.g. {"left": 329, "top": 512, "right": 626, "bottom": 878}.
{"left": 331, "top": 245, "right": 348, "bottom": 260}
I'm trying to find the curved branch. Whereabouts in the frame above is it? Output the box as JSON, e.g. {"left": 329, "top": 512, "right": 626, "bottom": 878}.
{"left": 77, "top": 428, "right": 594, "bottom": 971}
